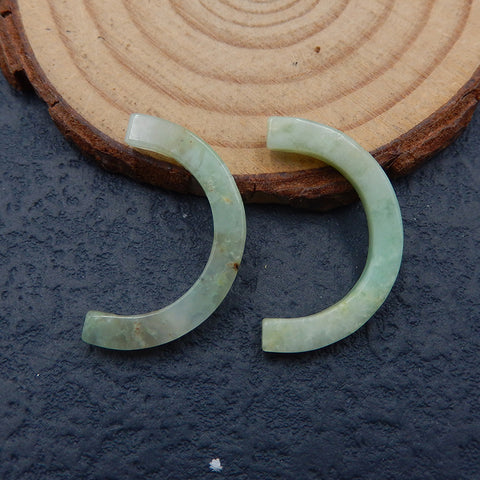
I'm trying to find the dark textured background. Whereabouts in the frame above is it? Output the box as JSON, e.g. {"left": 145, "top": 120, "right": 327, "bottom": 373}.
{"left": 1, "top": 73, "right": 479, "bottom": 480}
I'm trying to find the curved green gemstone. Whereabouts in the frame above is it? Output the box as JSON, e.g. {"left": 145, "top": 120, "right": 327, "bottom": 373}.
{"left": 262, "top": 117, "right": 403, "bottom": 353}
{"left": 82, "top": 114, "right": 246, "bottom": 350}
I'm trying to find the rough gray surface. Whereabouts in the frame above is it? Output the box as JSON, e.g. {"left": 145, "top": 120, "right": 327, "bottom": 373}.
{"left": 1, "top": 74, "right": 479, "bottom": 479}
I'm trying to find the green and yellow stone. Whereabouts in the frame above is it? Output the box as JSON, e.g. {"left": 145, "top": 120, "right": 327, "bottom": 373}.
{"left": 82, "top": 114, "right": 246, "bottom": 350}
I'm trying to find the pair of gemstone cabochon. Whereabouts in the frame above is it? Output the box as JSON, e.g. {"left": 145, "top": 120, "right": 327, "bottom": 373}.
{"left": 81, "top": 114, "right": 403, "bottom": 354}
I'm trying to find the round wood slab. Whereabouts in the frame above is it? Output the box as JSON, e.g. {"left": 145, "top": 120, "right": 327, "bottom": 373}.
{"left": 1, "top": 0, "right": 480, "bottom": 208}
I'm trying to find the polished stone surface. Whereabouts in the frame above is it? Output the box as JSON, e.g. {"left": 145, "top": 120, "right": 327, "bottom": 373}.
{"left": 263, "top": 117, "right": 403, "bottom": 352}
{"left": 82, "top": 114, "right": 246, "bottom": 349}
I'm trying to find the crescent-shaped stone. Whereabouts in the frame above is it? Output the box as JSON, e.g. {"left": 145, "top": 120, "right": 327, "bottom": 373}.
{"left": 262, "top": 117, "right": 403, "bottom": 353}
{"left": 81, "top": 114, "right": 246, "bottom": 350}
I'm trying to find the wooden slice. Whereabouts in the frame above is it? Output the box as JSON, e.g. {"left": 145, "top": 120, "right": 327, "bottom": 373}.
{"left": 1, "top": 0, "right": 480, "bottom": 209}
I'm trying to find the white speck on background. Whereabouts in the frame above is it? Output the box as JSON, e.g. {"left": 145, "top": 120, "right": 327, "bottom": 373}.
{"left": 209, "top": 458, "right": 223, "bottom": 472}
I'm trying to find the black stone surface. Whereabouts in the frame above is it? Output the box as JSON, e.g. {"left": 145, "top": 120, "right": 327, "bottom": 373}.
{"left": 1, "top": 74, "right": 479, "bottom": 480}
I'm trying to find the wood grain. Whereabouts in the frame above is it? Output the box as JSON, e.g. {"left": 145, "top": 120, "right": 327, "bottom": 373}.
{"left": 1, "top": 0, "right": 480, "bottom": 209}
